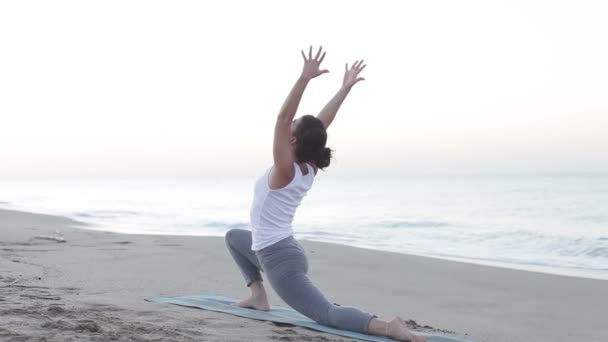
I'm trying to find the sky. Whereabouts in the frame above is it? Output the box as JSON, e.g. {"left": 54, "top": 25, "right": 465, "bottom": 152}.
{"left": 1, "top": 0, "right": 607, "bottom": 178}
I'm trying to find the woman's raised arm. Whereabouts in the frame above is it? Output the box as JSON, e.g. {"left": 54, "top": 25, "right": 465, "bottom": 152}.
{"left": 316, "top": 60, "right": 366, "bottom": 129}
{"left": 273, "top": 46, "right": 328, "bottom": 181}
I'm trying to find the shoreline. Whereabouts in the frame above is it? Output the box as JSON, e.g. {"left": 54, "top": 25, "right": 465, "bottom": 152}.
{"left": 2, "top": 208, "right": 608, "bottom": 341}
{"left": 4, "top": 203, "right": 606, "bottom": 282}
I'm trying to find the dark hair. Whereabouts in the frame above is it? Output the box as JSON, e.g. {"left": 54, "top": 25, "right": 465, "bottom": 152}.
{"left": 293, "top": 115, "right": 332, "bottom": 169}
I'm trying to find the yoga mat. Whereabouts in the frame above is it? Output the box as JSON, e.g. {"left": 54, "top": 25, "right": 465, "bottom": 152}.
{"left": 145, "top": 294, "right": 476, "bottom": 342}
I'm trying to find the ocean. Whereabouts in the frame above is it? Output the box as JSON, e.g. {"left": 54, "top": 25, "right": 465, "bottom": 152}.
{"left": 1, "top": 174, "right": 606, "bottom": 280}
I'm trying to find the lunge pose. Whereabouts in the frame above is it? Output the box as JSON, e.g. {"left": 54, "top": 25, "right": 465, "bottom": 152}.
{"left": 225, "top": 46, "right": 426, "bottom": 342}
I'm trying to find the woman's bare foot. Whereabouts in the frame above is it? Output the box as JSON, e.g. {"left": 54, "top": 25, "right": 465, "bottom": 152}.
{"left": 387, "top": 317, "right": 427, "bottom": 342}
{"left": 231, "top": 295, "right": 271, "bottom": 311}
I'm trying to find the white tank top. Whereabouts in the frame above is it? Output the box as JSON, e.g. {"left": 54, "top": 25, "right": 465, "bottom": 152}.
{"left": 250, "top": 162, "right": 315, "bottom": 251}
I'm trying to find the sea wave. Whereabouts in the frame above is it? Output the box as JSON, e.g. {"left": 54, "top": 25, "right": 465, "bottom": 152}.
{"left": 74, "top": 210, "right": 142, "bottom": 219}
{"left": 572, "top": 215, "right": 608, "bottom": 223}
{"left": 294, "top": 226, "right": 608, "bottom": 276}
{"left": 371, "top": 220, "right": 451, "bottom": 228}
{"left": 472, "top": 230, "right": 608, "bottom": 259}
{"left": 202, "top": 221, "right": 250, "bottom": 230}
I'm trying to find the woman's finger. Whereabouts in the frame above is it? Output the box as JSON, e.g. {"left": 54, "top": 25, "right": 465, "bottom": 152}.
{"left": 345, "top": 63, "right": 349, "bottom": 71}
{"left": 357, "top": 60, "right": 365, "bottom": 69}
{"left": 301, "top": 50, "right": 307, "bottom": 61}
{"left": 357, "top": 64, "right": 367, "bottom": 73}
{"left": 314, "top": 46, "right": 323, "bottom": 60}
{"left": 308, "top": 46, "right": 313, "bottom": 60}
{"left": 318, "top": 51, "right": 326, "bottom": 64}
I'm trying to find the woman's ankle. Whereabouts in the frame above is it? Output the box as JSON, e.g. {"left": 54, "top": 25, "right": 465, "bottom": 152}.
{"left": 249, "top": 280, "right": 267, "bottom": 297}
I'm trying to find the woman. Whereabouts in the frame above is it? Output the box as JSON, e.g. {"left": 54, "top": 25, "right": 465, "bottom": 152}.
{"left": 225, "top": 46, "right": 426, "bottom": 342}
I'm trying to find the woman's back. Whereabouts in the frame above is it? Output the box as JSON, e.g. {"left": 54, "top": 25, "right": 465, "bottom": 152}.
{"left": 249, "top": 162, "right": 315, "bottom": 251}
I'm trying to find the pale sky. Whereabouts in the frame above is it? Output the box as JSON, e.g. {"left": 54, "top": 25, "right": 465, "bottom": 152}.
{"left": 1, "top": 0, "right": 607, "bottom": 178}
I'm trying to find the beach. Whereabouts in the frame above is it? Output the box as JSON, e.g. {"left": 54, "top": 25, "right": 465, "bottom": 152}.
{"left": 1, "top": 208, "right": 607, "bottom": 342}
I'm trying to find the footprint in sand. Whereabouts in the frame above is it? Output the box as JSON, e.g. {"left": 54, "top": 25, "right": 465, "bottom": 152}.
{"left": 271, "top": 321, "right": 297, "bottom": 328}
{"left": 272, "top": 328, "right": 298, "bottom": 335}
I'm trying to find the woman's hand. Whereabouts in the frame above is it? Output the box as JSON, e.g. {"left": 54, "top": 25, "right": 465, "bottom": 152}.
{"left": 300, "top": 46, "right": 329, "bottom": 80}
{"left": 315, "top": 58, "right": 367, "bottom": 129}
{"left": 342, "top": 60, "right": 366, "bottom": 88}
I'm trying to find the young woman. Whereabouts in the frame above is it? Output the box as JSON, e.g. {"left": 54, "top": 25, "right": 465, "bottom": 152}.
{"left": 225, "top": 46, "right": 426, "bottom": 342}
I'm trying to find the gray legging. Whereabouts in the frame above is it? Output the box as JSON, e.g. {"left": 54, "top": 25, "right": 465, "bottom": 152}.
{"left": 225, "top": 228, "right": 377, "bottom": 334}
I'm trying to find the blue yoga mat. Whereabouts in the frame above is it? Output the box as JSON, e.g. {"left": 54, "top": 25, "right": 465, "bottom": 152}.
{"left": 145, "top": 294, "right": 475, "bottom": 342}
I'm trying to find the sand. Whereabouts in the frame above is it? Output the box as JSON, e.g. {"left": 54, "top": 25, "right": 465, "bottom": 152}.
{"left": 1, "top": 208, "right": 607, "bottom": 342}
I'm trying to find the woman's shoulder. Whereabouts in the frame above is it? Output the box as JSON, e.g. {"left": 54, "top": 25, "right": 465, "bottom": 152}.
{"left": 302, "top": 162, "right": 318, "bottom": 177}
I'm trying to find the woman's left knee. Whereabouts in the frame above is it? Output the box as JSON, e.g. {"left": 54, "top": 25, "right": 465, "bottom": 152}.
{"left": 224, "top": 229, "right": 236, "bottom": 246}
{"left": 225, "top": 228, "right": 247, "bottom": 246}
